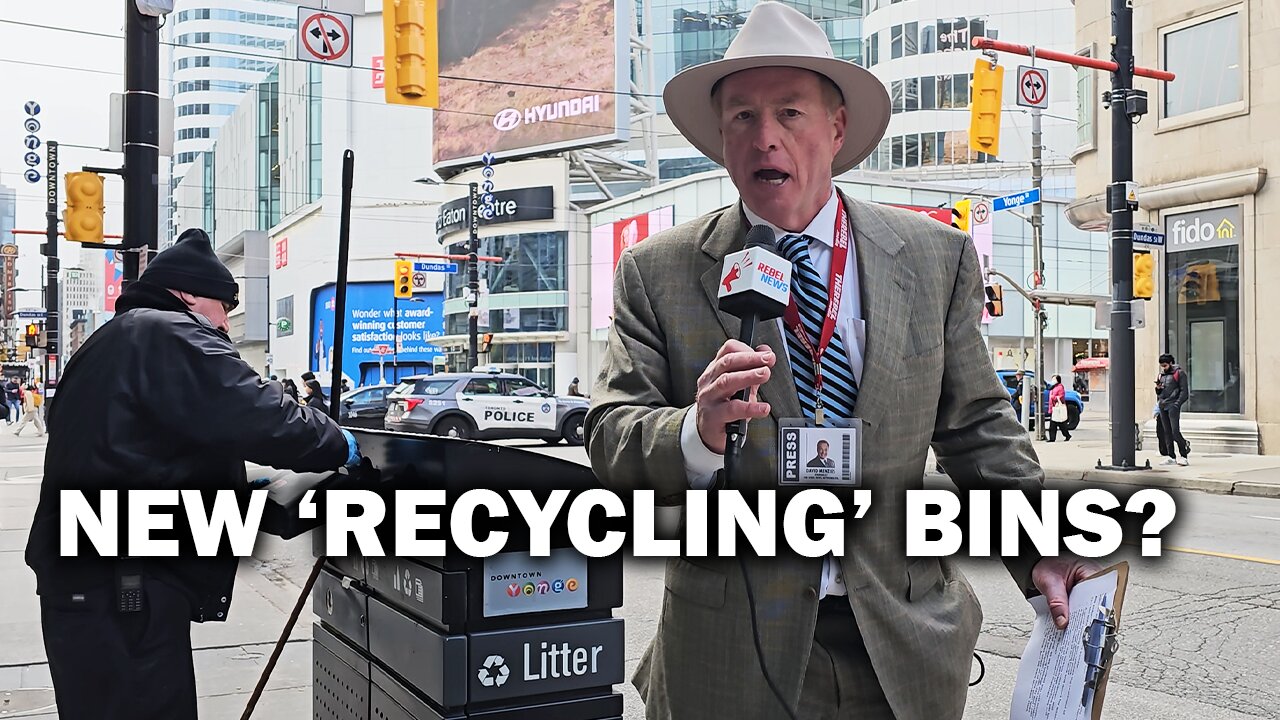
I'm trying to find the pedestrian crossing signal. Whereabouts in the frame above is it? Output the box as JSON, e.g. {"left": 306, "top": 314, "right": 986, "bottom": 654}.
{"left": 394, "top": 259, "right": 413, "bottom": 298}
{"left": 25, "top": 323, "right": 40, "bottom": 347}
{"left": 984, "top": 284, "right": 1004, "bottom": 317}
{"left": 1133, "top": 251, "right": 1154, "bottom": 300}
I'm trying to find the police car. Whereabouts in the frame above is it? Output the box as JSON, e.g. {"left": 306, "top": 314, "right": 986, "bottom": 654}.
{"left": 383, "top": 367, "right": 589, "bottom": 445}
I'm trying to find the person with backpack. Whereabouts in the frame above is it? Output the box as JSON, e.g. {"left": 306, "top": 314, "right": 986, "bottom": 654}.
{"left": 1155, "top": 353, "right": 1191, "bottom": 465}
{"left": 11, "top": 384, "right": 45, "bottom": 437}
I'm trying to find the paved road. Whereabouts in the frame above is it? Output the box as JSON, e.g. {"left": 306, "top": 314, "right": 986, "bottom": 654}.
{"left": 2, "top": 430, "right": 1277, "bottom": 719}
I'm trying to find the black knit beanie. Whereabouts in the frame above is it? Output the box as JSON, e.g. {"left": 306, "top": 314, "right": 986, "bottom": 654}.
{"left": 140, "top": 228, "right": 239, "bottom": 308}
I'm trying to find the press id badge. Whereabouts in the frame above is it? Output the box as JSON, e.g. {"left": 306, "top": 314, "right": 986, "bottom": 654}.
{"left": 778, "top": 418, "right": 863, "bottom": 486}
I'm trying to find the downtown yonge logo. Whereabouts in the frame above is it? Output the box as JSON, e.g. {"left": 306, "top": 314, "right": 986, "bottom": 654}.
{"left": 494, "top": 570, "right": 581, "bottom": 599}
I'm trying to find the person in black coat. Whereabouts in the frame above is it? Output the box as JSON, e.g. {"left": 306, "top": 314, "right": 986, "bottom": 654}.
{"left": 302, "top": 378, "right": 330, "bottom": 415}
{"left": 24, "top": 228, "right": 360, "bottom": 720}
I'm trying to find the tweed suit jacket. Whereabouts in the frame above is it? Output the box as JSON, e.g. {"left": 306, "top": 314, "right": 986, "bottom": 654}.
{"left": 584, "top": 192, "right": 1044, "bottom": 720}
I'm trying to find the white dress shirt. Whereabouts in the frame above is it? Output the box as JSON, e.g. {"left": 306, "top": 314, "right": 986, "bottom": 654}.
{"left": 679, "top": 187, "right": 864, "bottom": 596}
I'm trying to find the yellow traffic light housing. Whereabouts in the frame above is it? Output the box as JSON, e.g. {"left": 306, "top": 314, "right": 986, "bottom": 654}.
{"left": 382, "top": 0, "right": 439, "bottom": 108}
{"left": 64, "top": 172, "right": 105, "bottom": 243}
{"left": 968, "top": 59, "right": 1004, "bottom": 157}
{"left": 1133, "top": 251, "right": 1154, "bottom": 300}
{"left": 394, "top": 259, "right": 413, "bottom": 298}
{"left": 953, "top": 198, "right": 972, "bottom": 235}
{"left": 984, "top": 284, "right": 1004, "bottom": 317}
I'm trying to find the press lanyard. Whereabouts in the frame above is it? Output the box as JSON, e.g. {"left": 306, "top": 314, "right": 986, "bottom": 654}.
{"left": 783, "top": 200, "right": 849, "bottom": 425}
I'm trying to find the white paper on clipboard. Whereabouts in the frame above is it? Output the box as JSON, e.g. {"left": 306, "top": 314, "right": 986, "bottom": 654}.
{"left": 1009, "top": 569, "right": 1119, "bottom": 720}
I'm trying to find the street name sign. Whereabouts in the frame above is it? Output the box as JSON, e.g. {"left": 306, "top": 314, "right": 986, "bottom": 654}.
{"left": 1133, "top": 223, "right": 1165, "bottom": 247}
{"left": 993, "top": 188, "right": 1041, "bottom": 212}
{"left": 414, "top": 261, "right": 459, "bottom": 273}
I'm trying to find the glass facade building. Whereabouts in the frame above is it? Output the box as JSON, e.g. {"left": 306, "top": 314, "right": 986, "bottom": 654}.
{"left": 647, "top": 1, "right": 864, "bottom": 112}
{"left": 165, "top": 0, "right": 296, "bottom": 242}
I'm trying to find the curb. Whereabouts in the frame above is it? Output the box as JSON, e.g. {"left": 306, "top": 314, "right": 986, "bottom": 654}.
{"left": 1043, "top": 467, "right": 1280, "bottom": 498}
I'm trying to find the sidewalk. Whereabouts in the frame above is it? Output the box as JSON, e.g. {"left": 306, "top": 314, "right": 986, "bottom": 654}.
{"left": 1016, "top": 419, "right": 1280, "bottom": 498}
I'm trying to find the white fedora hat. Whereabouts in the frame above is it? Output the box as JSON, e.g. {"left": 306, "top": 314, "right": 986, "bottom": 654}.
{"left": 663, "top": 2, "right": 890, "bottom": 176}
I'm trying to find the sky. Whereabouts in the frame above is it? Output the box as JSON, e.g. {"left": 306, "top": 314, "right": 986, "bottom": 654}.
{"left": 1, "top": 3, "right": 134, "bottom": 303}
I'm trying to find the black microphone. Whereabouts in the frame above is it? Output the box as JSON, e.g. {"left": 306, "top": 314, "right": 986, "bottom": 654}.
{"left": 716, "top": 225, "right": 794, "bottom": 457}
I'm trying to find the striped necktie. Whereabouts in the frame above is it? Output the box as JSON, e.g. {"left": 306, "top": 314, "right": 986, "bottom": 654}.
{"left": 777, "top": 233, "right": 859, "bottom": 421}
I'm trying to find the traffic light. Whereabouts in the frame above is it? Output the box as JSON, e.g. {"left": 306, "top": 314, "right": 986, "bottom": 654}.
{"left": 25, "top": 323, "right": 40, "bottom": 347}
{"left": 394, "top": 259, "right": 413, "bottom": 298}
{"left": 382, "top": 0, "right": 439, "bottom": 108}
{"left": 64, "top": 172, "right": 105, "bottom": 243}
{"left": 968, "top": 59, "right": 1004, "bottom": 157}
{"left": 984, "top": 284, "right": 1004, "bottom": 317}
{"left": 953, "top": 198, "right": 972, "bottom": 235}
{"left": 1133, "top": 251, "right": 1154, "bottom": 300}
{"left": 479, "top": 332, "right": 494, "bottom": 354}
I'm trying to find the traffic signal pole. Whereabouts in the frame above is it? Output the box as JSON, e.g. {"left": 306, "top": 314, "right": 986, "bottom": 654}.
{"left": 1031, "top": 99, "right": 1046, "bottom": 441}
{"left": 1104, "top": 0, "right": 1139, "bottom": 469}
{"left": 43, "top": 142, "right": 59, "bottom": 391}
{"left": 971, "top": 31, "right": 1174, "bottom": 465}
{"left": 122, "top": 0, "right": 160, "bottom": 283}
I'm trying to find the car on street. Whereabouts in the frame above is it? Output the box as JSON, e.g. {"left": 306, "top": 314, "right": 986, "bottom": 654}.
{"left": 996, "top": 369, "right": 1084, "bottom": 430}
{"left": 384, "top": 368, "right": 589, "bottom": 445}
{"left": 338, "top": 384, "right": 397, "bottom": 430}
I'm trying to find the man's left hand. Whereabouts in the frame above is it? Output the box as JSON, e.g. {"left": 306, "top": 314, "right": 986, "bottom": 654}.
{"left": 1031, "top": 556, "right": 1102, "bottom": 629}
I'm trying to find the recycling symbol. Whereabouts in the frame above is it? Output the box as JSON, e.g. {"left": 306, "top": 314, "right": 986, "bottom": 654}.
{"left": 478, "top": 654, "right": 510, "bottom": 687}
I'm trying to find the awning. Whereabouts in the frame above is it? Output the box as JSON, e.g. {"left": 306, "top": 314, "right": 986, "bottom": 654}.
{"left": 1073, "top": 357, "right": 1110, "bottom": 372}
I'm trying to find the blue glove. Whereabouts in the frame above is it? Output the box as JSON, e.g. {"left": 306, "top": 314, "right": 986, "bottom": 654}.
{"left": 341, "top": 428, "right": 361, "bottom": 467}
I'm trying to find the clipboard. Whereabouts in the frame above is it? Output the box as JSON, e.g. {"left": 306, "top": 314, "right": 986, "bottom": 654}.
{"left": 1083, "top": 561, "right": 1128, "bottom": 720}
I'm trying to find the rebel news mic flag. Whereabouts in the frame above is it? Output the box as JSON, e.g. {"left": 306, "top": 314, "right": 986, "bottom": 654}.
{"left": 717, "top": 226, "right": 794, "bottom": 454}
{"left": 718, "top": 225, "right": 793, "bottom": 333}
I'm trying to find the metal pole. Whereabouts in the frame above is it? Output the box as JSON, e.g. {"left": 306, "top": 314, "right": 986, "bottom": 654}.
{"left": 43, "top": 141, "right": 59, "bottom": 393}
{"left": 392, "top": 294, "right": 399, "bottom": 381}
{"left": 468, "top": 182, "right": 479, "bottom": 370}
{"left": 329, "top": 150, "right": 355, "bottom": 421}
{"left": 1031, "top": 106, "right": 1046, "bottom": 440}
{"left": 1107, "top": 0, "right": 1137, "bottom": 468}
{"left": 122, "top": 0, "right": 160, "bottom": 283}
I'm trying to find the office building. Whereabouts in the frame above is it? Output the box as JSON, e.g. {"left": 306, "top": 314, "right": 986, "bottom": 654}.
{"left": 1070, "top": 0, "right": 1275, "bottom": 453}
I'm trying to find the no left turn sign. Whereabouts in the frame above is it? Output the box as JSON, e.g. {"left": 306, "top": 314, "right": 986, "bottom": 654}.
{"left": 1017, "top": 66, "right": 1049, "bottom": 109}
{"left": 297, "top": 6, "right": 353, "bottom": 67}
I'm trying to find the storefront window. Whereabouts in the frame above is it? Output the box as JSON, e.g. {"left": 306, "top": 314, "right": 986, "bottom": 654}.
{"left": 1164, "top": 207, "right": 1242, "bottom": 413}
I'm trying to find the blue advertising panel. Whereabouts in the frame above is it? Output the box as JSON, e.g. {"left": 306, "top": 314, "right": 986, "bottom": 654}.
{"left": 310, "top": 282, "right": 445, "bottom": 387}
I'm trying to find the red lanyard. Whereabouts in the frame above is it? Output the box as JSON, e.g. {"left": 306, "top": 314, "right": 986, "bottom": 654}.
{"left": 783, "top": 200, "right": 849, "bottom": 421}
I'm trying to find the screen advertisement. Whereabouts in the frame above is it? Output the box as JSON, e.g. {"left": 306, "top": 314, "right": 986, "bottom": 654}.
{"left": 104, "top": 250, "right": 124, "bottom": 312}
{"left": 309, "top": 282, "right": 446, "bottom": 387}
{"left": 590, "top": 206, "right": 675, "bottom": 330}
{"left": 433, "top": 0, "right": 628, "bottom": 170}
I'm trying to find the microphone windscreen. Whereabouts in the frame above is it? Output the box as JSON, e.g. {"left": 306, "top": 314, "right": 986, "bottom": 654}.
{"left": 743, "top": 224, "right": 776, "bottom": 251}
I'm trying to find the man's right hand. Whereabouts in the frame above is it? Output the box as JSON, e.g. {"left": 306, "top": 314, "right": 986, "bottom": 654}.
{"left": 694, "top": 340, "right": 775, "bottom": 454}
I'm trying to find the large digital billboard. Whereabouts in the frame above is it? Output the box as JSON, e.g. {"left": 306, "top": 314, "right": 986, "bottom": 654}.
{"left": 433, "top": 0, "right": 628, "bottom": 170}
{"left": 310, "top": 282, "right": 446, "bottom": 387}
{"left": 590, "top": 206, "right": 675, "bottom": 331}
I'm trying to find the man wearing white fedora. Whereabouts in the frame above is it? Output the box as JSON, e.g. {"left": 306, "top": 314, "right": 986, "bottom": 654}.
{"left": 586, "top": 2, "right": 1096, "bottom": 718}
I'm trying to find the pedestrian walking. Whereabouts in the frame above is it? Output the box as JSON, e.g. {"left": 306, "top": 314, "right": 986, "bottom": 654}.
{"left": 303, "top": 378, "right": 330, "bottom": 415}
{"left": 4, "top": 377, "right": 21, "bottom": 424}
{"left": 24, "top": 228, "right": 361, "bottom": 720}
{"left": 567, "top": 377, "right": 584, "bottom": 397}
{"left": 1046, "top": 374, "right": 1071, "bottom": 442}
{"left": 12, "top": 385, "right": 46, "bottom": 437}
{"left": 1155, "top": 353, "right": 1191, "bottom": 465}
